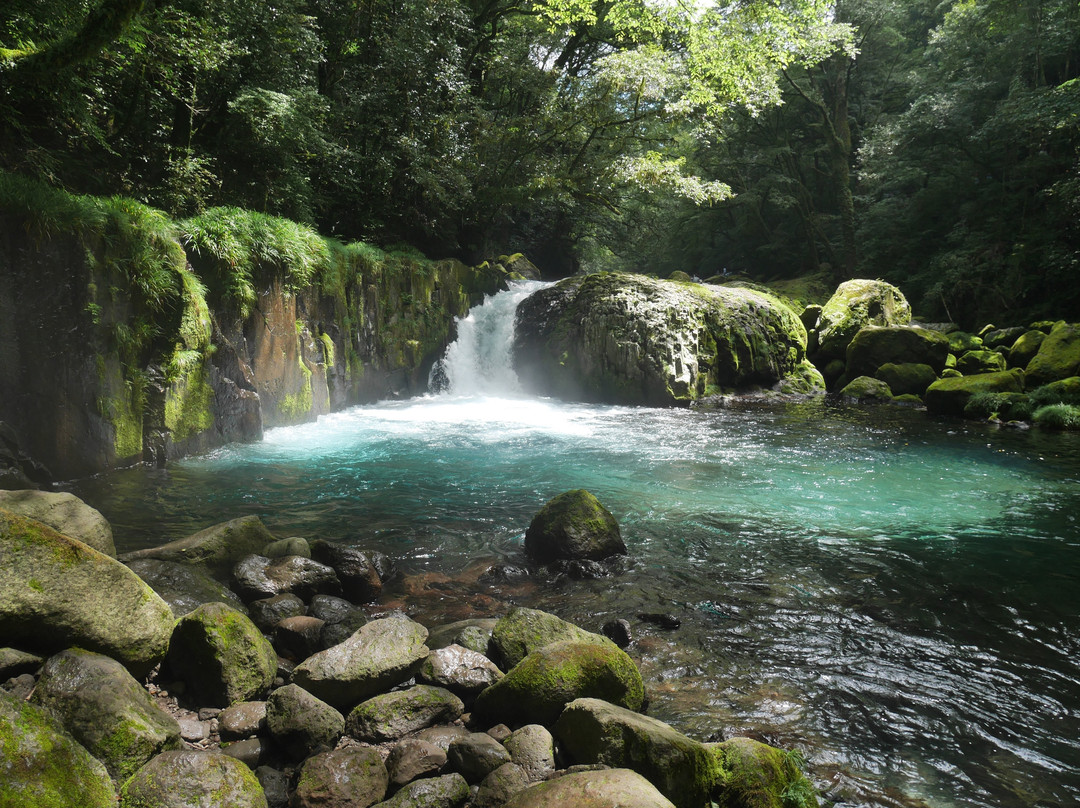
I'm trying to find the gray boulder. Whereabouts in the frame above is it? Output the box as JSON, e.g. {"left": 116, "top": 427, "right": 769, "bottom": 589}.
{"left": 513, "top": 272, "right": 818, "bottom": 406}
{"left": 504, "top": 724, "right": 556, "bottom": 782}
{"left": 249, "top": 593, "right": 306, "bottom": 632}
{"left": 488, "top": 607, "right": 617, "bottom": 671}
{"left": 418, "top": 644, "right": 504, "bottom": 696}
{"left": 265, "top": 683, "right": 345, "bottom": 760}
{"left": 263, "top": 536, "right": 310, "bottom": 558}
{"left": 120, "top": 515, "right": 277, "bottom": 577}
{"left": 473, "top": 763, "right": 531, "bottom": 808}
{"left": 292, "top": 748, "right": 388, "bottom": 808}
{"left": 291, "top": 615, "right": 429, "bottom": 709}
{"left": 31, "top": 648, "right": 181, "bottom": 782}
{"left": 309, "top": 593, "right": 366, "bottom": 624}
{"left": 502, "top": 768, "right": 677, "bottom": 808}
{"left": 473, "top": 641, "right": 644, "bottom": 727}
{"left": 346, "top": 685, "right": 464, "bottom": 743}
{"left": 387, "top": 738, "right": 449, "bottom": 788}
{"left": 218, "top": 701, "right": 267, "bottom": 741}
{"left": 0, "top": 489, "right": 114, "bottom": 555}
{"left": 524, "top": 490, "right": 625, "bottom": 563}
{"left": 426, "top": 618, "right": 497, "bottom": 654}
{"left": 371, "top": 773, "right": 469, "bottom": 808}
{"left": 310, "top": 540, "right": 383, "bottom": 602}
{"left": 166, "top": 602, "right": 277, "bottom": 706}
{"left": 815, "top": 279, "right": 912, "bottom": 362}
{"left": 233, "top": 554, "right": 341, "bottom": 602}
{"left": 0, "top": 508, "right": 173, "bottom": 675}
{"left": 125, "top": 558, "right": 246, "bottom": 617}
{"left": 119, "top": 750, "right": 268, "bottom": 808}
{"left": 0, "top": 691, "right": 117, "bottom": 808}
{"left": 446, "top": 732, "right": 512, "bottom": 784}
{"left": 554, "top": 698, "right": 717, "bottom": 808}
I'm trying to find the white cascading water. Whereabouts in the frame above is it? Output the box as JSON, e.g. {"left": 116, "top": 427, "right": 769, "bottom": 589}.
{"left": 429, "top": 280, "right": 548, "bottom": 396}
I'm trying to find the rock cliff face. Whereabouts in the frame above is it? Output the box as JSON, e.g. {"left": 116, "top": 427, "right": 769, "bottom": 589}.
{"left": 513, "top": 272, "right": 822, "bottom": 406}
{"left": 0, "top": 213, "right": 514, "bottom": 480}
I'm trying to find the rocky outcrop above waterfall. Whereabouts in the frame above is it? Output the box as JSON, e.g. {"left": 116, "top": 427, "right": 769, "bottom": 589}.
{"left": 513, "top": 272, "right": 823, "bottom": 406}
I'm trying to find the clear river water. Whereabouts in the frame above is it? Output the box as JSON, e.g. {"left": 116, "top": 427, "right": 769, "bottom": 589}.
{"left": 70, "top": 282, "right": 1080, "bottom": 808}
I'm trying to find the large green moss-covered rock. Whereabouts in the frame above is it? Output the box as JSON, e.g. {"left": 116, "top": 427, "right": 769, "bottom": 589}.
{"left": 473, "top": 641, "right": 644, "bottom": 727}
{"left": 0, "top": 508, "right": 173, "bottom": 675}
{"left": 1008, "top": 329, "right": 1047, "bottom": 368}
{"left": 119, "top": 750, "right": 267, "bottom": 808}
{"left": 120, "top": 516, "right": 277, "bottom": 577}
{"left": 524, "top": 490, "right": 625, "bottom": 563}
{"left": 553, "top": 698, "right": 717, "bottom": 808}
{"left": 513, "top": 272, "right": 817, "bottom": 406}
{"left": 844, "top": 325, "right": 949, "bottom": 378}
{"left": 0, "top": 490, "right": 115, "bottom": 556}
{"left": 1025, "top": 322, "right": 1080, "bottom": 386}
{"left": 839, "top": 376, "right": 893, "bottom": 403}
{"left": 0, "top": 691, "right": 117, "bottom": 808}
{"left": 488, "top": 607, "right": 617, "bottom": 671}
{"left": 956, "top": 349, "right": 1007, "bottom": 375}
{"left": 814, "top": 280, "right": 911, "bottom": 362}
{"left": 874, "top": 363, "right": 937, "bottom": 397}
{"left": 166, "top": 602, "right": 277, "bottom": 707}
{"left": 30, "top": 648, "right": 181, "bottom": 783}
{"left": 502, "top": 769, "right": 676, "bottom": 808}
{"left": 924, "top": 369, "right": 1026, "bottom": 417}
{"left": 709, "top": 737, "right": 819, "bottom": 808}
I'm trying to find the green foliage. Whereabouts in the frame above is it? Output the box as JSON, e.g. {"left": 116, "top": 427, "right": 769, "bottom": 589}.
{"left": 1033, "top": 403, "right": 1080, "bottom": 430}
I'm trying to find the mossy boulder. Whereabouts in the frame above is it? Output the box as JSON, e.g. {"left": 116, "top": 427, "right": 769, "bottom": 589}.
{"left": 814, "top": 280, "right": 911, "bottom": 362}
{"left": 119, "top": 750, "right": 267, "bottom": 808}
{"left": 0, "top": 508, "right": 173, "bottom": 675}
{"left": 948, "top": 331, "right": 984, "bottom": 354}
{"left": 346, "top": 685, "right": 464, "bottom": 743}
{"left": 0, "top": 490, "right": 115, "bottom": 556}
{"left": 839, "top": 376, "right": 893, "bottom": 402}
{"left": 524, "top": 490, "right": 625, "bottom": 563}
{"left": 488, "top": 607, "right": 617, "bottom": 671}
{"left": 1008, "top": 330, "right": 1047, "bottom": 368}
{"left": 473, "top": 640, "right": 644, "bottom": 727}
{"left": 166, "top": 602, "right": 277, "bottom": 707}
{"left": 291, "top": 615, "right": 429, "bottom": 709}
{"left": 502, "top": 768, "right": 676, "bottom": 808}
{"left": 1025, "top": 322, "right": 1080, "bottom": 386}
{"left": 0, "top": 691, "right": 117, "bottom": 808}
{"left": 554, "top": 698, "right": 716, "bottom": 808}
{"left": 292, "top": 748, "right": 388, "bottom": 808}
{"left": 983, "top": 326, "right": 1027, "bottom": 349}
{"left": 924, "top": 369, "right": 1026, "bottom": 417}
{"left": 265, "top": 683, "right": 345, "bottom": 760}
{"left": 710, "top": 737, "right": 819, "bottom": 808}
{"left": 120, "top": 515, "right": 277, "bottom": 577}
{"left": 844, "top": 325, "right": 949, "bottom": 378}
{"left": 956, "top": 349, "right": 1007, "bottom": 375}
{"left": 30, "top": 648, "right": 181, "bottom": 782}
{"left": 513, "top": 272, "right": 817, "bottom": 406}
{"left": 125, "top": 558, "right": 246, "bottom": 617}
{"left": 874, "top": 363, "right": 937, "bottom": 397}
{"left": 370, "top": 772, "right": 469, "bottom": 808}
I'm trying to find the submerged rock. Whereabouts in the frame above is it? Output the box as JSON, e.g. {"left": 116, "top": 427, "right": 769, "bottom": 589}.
{"left": 525, "top": 489, "right": 625, "bottom": 563}
{"left": 513, "top": 272, "right": 819, "bottom": 406}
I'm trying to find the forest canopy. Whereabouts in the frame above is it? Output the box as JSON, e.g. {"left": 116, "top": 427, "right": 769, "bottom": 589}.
{"left": 2, "top": 0, "right": 1078, "bottom": 324}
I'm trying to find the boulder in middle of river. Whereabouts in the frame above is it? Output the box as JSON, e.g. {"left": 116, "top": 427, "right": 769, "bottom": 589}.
{"left": 524, "top": 490, "right": 625, "bottom": 563}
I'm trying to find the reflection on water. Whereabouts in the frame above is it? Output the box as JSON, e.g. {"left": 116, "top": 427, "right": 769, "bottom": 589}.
{"left": 71, "top": 396, "right": 1080, "bottom": 808}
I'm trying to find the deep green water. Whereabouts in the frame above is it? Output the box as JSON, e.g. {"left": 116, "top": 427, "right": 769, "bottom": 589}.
{"left": 70, "top": 287, "right": 1080, "bottom": 808}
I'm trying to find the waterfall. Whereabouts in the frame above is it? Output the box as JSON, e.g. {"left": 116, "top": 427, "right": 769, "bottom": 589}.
{"left": 429, "top": 280, "right": 548, "bottom": 396}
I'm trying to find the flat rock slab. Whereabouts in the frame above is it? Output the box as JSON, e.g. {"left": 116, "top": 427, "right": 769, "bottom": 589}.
{"left": 292, "top": 615, "right": 429, "bottom": 710}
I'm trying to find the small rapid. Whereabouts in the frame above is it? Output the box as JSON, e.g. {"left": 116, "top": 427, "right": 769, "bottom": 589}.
{"left": 71, "top": 284, "right": 1080, "bottom": 808}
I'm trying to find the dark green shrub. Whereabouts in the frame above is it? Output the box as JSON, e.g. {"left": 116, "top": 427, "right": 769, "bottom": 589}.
{"left": 1033, "top": 404, "right": 1080, "bottom": 430}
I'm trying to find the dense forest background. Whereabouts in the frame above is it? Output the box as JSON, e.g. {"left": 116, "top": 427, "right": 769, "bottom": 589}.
{"left": 2, "top": 0, "right": 1078, "bottom": 325}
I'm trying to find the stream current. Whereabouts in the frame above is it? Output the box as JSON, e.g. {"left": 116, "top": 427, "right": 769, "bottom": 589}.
{"left": 72, "top": 281, "right": 1080, "bottom": 808}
